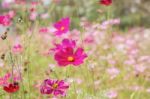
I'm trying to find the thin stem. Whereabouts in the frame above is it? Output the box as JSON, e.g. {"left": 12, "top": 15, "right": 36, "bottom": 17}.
{"left": 91, "top": 69, "right": 96, "bottom": 95}
{"left": 6, "top": 39, "right": 15, "bottom": 83}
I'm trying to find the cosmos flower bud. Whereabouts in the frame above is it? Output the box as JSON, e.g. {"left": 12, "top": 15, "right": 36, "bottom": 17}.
{"left": 100, "top": 0, "right": 112, "bottom": 6}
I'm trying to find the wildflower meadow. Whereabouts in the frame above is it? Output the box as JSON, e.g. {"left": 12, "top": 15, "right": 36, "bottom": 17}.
{"left": 0, "top": 0, "right": 150, "bottom": 99}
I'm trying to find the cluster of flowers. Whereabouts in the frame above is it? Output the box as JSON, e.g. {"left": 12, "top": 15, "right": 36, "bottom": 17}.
{"left": 0, "top": 16, "right": 88, "bottom": 96}
{"left": 40, "top": 17, "right": 87, "bottom": 96}
{"left": 0, "top": 0, "right": 112, "bottom": 97}
{"left": 0, "top": 73, "right": 20, "bottom": 93}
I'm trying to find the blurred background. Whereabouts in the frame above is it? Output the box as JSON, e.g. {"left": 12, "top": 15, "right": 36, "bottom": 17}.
{"left": 0, "top": 0, "right": 150, "bottom": 29}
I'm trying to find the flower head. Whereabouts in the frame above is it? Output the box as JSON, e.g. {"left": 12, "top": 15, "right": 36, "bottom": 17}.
{"left": 40, "top": 79, "right": 69, "bottom": 96}
{"left": 106, "top": 67, "right": 120, "bottom": 79}
{"left": 3, "top": 82, "right": 19, "bottom": 93}
{"left": 0, "top": 15, "right": 11, "bottom": 26}
{"left": 52, "top": 39, "right": 76, "bottom": 52}
{"left": 12, "top": 44, "right": 23, "bottom": 54}
{"left": 0, "top": 73, "right": 21, "bottom": 86}
{"left": 106, "top": 90, "right": 118, "bottom": 99}
{"left": 52, "top": 39, "right": 87, "bottom": 66}
{"left": 54, "top": 17, "right": 70, "bottom": 35}
{"left": 39, "top": 27, "right": 49, "bottom": 33}
{"left": 0, "top": 73, "right": 11, "bottom": 86}
{"left": 100, "top": 0, "right": 112, "bottom": 6}
{"left": 54, "top": 47, "right": 87, "bottom": 66}
{"left": 0, "top": 72, "right": 20, "bottom": 94}
{"left": 15, "top": 0, "right": 26, "bottom": 4}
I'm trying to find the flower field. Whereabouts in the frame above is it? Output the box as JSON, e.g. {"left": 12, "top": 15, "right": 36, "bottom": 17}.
{"left": 0, "top": 0, "right": 150, "bottom": 99}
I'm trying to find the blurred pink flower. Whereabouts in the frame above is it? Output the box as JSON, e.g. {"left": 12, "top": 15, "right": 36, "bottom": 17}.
{"left": 48, "top": 64, "right": 55, "bottom": 69}
{"left": 100, "top": 18, "right": 120, "bottom": 30}
{"left": 84, "top": 35, "right": 94, "bottom": 44}
{"left": 0, "top": 60, "right": 4, "bottom": 67}
{"left": 39, "top": 27, "right": 49, "bottom": 33}
{"left": 54, "top": 17, "right": 70, "bottom": 35}
{"left": 29, "top": 1, "right": 38, "bottom": 12}
{"left": 138, "top": 56, "right": 150, "bottom": 62}
{"left": 0, "top": 72, "right": 21, "bottom": 86}
{"left": 40, "top": 79, "right": 69, "bottom": 96}
{"left": 100, "top": 0, "right": 112, "bottom": 6}
{"left": 112, "top": 34, "right": 125, "bottom": 43}
{"left": 124, "top": 58, "right": 136, "bottom": 65}
{"left": 7, "top": 10, "right": 16, "bottom": 19}
{"left": 31, "top": 1, "right": 39, "bottom": 6}
{"left": 0, "top": 73, "right": 11, "bottom": 86}
{"left": 15, "top": 0, "right": 26, "bottom": 4}
{"left": 130, "top": 85, "right": 143, "bottom": 91}
{"left": 106, "top": 67, "right": 120, "bottom": 79}
{"left": 64, "top": 29, "right": 80, "bottom": 40}
{"left": 106, "top": 90, "right": 118, "bottom": 99}
{"left": 40, "top": 13, "right": 49, "bottom": 19}
{"left": 29, "top": 12, "right": 37, "bottom": 21}
{"left": 108, "top": 59, "right": 116, "bottom": 65}
{"left": 12, "top": 44, "right": 23, "bottom": 54}
{"left": 0, "top": 15, "right": 11, "bottom": 26}
{"left": 1, "top": 0, "right": 13, "bottom": 8}
{"left": 53, "top": 0, "right": 62, "bottom": 4}
{"left": 52, "top": 39, "right": 76, "bottom": 52}
{"left": 3, "top": 82, "right": 19, "bottom": 93}
{"left": 146, "top": 88, "right": 150, "bottom": 93}
{"left": 134, "top": 64, "right": 146, "bottom": 73}
{"left": 76, "top": 78, "right": 83, "bottom": 84}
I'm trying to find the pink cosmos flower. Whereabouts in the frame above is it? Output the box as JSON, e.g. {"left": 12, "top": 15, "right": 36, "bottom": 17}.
{"left": 106, "top": 90, "right": 118, "bottom": 99}
{"left": 106, "top": 67, "right": 120, "bottom": 79}
{"left": 53, "top": 39, "right": 87, "bottom": 66}
{"left": 0, "top": 73, "right": 11, "bottom": 86}
{"left": 0, "top": 60, "right": 4, "bottom": 67}
{"left": 15, "top": 0, "right": 26, "bottom": 4}
{"left": 29, "top": 12, "right": 37, "bottom": 21}
{"left": 84, "top": 35, "right": 94, "bottom": 44}
{"left": 0, "top": 72, "right": 21, "bottom": 86}
{"left": 40, "top": 79, "right": 69, "bottom": 96}
{"left": 52, "top": 39, "right": 76, "bottom": 52}
{"left": 1, "top": 0, "right": 13, "bottom": 8}
{"left": 100, "top": 0, "right": 112, "bottom": 6}
{"left": 54, "top": 17, "right": 70, "bottom": 35}
{"left": 54, "top": 47, "right": 87, "bottom": 66}
{"left": 3, "top": 82, "right": 19, "bottom": 93}
{"left": 12, "top": 44, "right": 23, "bottom": 54}
{"left": 100, "top": 18, "right": 120, "bottom": 30}
{"left": 0, "top": 15, "right": 11, "bottom": 26}
{"left": 0, "top": 72, "right": 20, "bottom": 93}
{"left": 134, "top": 64, "right": 146, "bottom": 73}
{"left": 146, "top": 88, "right": 150, "bottom": 93}
{"left": 53, "top": 0, "right": 62, "bottom": 4}
{"left": 39, "top": 27, "right": 49, "bottom": 33}
{"left": 7, "top": 10, "right": 16, "bottom": 19}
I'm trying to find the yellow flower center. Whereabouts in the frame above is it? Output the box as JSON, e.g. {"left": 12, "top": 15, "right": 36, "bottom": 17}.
{"left": 60, "top": 26, "right": 65, "bottom": 31}
{"left": 52, "top": 83, "right": 58, "bottom": 89}
{"left": 67, "top": 56, "right": 74, "bottom": 62}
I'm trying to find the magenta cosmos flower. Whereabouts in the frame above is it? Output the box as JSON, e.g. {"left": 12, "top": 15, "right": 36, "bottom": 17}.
{"left": 0, "top": 15, "right": 11, "bottom": 26}
{"left": 100, "top": 0, "right": 112, "bottom": 6}
{"left": 12, "top": 44, "right": 23, "bottom": 54}
{"left": 54, "top": 47, "right": 87, "bottom": 66}
{"left": 54, "top": 17, "right": 70, "bottom": 35}
{"left": 53, "top": 39, "right": 87, "bottom": 66}
{"left": 40, "top": 79, "right": 69, "bottom": 96}
{"left": 52, "top": 39, "right": 76, "bottom": 52}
